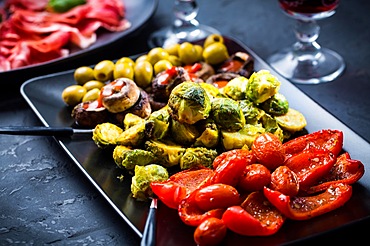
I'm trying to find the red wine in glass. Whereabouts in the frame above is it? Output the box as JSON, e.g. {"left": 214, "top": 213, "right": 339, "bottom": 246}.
{"left": 279, "top": 0, "right": 339, "bottom": 15}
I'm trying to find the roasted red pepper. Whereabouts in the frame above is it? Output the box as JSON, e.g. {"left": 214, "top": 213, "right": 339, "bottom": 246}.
{"left": 150, "top": 167, "right": 213, "bottom": 209}
{"left": 263, "top": 183, "right": 353, "bottom": 220}
{"left": 303, "top": 152, "right": 365, "bottom": 194}
{"left": 284, "top": 149, "right": 336, "bottom": 189}
{"left": 222, "top": 191, "right": 285, "bottom": 236}
{"left": 283, "top": 129, "right": 343, "bottom": 158}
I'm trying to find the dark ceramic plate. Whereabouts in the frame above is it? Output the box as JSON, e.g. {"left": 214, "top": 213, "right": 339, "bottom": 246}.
{"left": 20, "top": 36, "right": 370, "bottom": 246}
{"left": 0, "top": 0, "right": 157, "bottom": 75}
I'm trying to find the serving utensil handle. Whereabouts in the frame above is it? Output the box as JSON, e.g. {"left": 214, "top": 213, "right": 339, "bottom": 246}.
{"left": 0, "top": 126, "right": 75, "bottom": 136}
{"left": 140, "top": 198, "right": 157, "bottom": 246}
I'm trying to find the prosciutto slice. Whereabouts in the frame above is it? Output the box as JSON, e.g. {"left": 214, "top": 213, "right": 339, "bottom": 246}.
{"left": 0, "top": 0, "right": 131, "bottom": 71}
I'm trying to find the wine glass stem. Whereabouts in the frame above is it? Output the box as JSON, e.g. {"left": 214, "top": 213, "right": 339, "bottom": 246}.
{"left": 293, "top": 19, "right": 322, "bottom": 64}
{"left": 172, "top": 0, "right": 200, "bottom": 35}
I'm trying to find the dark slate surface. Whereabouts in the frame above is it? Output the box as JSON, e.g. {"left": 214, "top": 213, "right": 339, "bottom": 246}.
{"left": 1, "top": 0, "right": 370, "bottom": 245}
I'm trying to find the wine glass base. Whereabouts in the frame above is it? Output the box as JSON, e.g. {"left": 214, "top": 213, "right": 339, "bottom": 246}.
{"left": 148, "top": 24, "right": 220, "bottom": 48}
{"left": 267, "top": 47, "right": 345, "bottom": 84}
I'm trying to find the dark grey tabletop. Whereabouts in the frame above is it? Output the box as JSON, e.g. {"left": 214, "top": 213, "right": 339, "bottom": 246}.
{"left": 1, "top": 0, "right": 370, "bottom": 245}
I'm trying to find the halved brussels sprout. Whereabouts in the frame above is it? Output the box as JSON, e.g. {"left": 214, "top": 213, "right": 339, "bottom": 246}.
{"left": 211, "top": 97, "right": 245, "bottom": 132}
{"left": 221, "top": 76, "right": 248, "bottom": 100}
{"left": 246, "top": 70, "right": 281, "bottom": 104}
{"left": 193, "top": 119, "right": 219, "bottom": 148}
{"left": 198, "top": 82, "right": 224, "bottom": 100}
{"left": 145, "top": 105, "right": 171, "bottom": 140}
{"left": 131, "top": 164, "right": 169, "bottom": 201}
{"left": 260, "top": 114, "right": 284, "bottom": 142}
{"left": 171, "top": 119, "right": 200, "bottom": 146}
{"left": 260, "top": 93, "right": 289, "bottom": 116}
{"left": 92, "top": 122, "right": 123, "bottom": 148}
{"left": 180, "top": 147, "right": 218, "bottom": 170}
{"left": 221, "top": 123, "right": 265, "bottom": 150}
{"left": 167, "top": 81, "right": 211, "bottom": 125}
{"left": 113, "top": 145, "right": 157, "bottom": 170}
{"left": 145, "top": 139, "right": 186, "bottom": 167}
{"left": 238, "top": 99, "right": 265, "bottom": 125}
{"left": 123, "top": 113, "right": 145, "bottom": 130}
{"left": 275, "top": 108, "right": 307, "bottom": 133}
{"left": 116, "top": 120, "right": 146, "bottom": 147}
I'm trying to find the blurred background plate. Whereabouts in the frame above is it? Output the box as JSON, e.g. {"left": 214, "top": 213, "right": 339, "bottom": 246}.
{"left": 0, "top": 0, "right": 158, "bottom": 85}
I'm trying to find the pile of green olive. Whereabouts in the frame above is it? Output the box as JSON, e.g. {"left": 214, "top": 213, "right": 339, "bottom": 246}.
{"left": 61, "top": 34, "right": 230, "bottom": 107}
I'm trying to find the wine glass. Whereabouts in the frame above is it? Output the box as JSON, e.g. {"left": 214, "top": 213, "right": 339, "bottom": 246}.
{"left": 267, "top": 0, "right": 345, "bottom": 84}
{"left": 148, "top": 0, "right": 220, "bottom": 48}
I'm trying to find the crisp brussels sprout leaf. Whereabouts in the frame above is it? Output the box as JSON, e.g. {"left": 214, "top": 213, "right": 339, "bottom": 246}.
{"left": 92, "top": 122, "right": 123, "bottom": 148}
{"left": 211, "top": 97, "right": 245, "bottom": 132}
{"left": 167, "top": 82, "right": 211, "bottom": 124}
{"left": 221, "top": 124, "right": 265, "bottom": 150}
{"left": 116, "top": 121, "right": 146, "bottom": 147}
{"left": 145, "top": 140, "right": 186, "bottom": 167}
{"left": 180, "top": 147, "right": 218, "bottom": 170}
{"left": 193, "top": 119, "right": 219, "bottom": 148}
{"left": 123, "top": 113, "right": 145, "bottom": 130}
{"left": 113, "top": 145, "right": 157, "bottom": 170}
{"left": 246, "top": 70, "right": 281, "bottom": 104}
{"left": 238, "top": 99, "right": 265, "bottom": 125}
{"left": 171, "top": 119, "right": 200, "bottom": 146}
{"left": 131, "top": 164, "right": 169, "bottom": 201}
{"left": 222, "top": 76, "right": 248, "bottom": 100}
{"left": 260, "top": 93, "right": 289, "bottom": 116}
{"left": 146, "top": 105, "right": 171, "bottom": 140}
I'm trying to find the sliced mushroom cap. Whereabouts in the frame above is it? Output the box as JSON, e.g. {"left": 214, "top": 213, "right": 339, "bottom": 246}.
{"left": 101, "top": 78, "right": 141, "bottom": 113}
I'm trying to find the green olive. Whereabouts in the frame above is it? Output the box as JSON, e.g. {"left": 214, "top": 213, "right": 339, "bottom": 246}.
{"left": 83, "top": 80, "right": 105, "bottom": 91}
{"left": 154, "top": 60, "right": 172, "bottom": 75}
{"left": 168, "top": 55, "right": 182, "bottom": 66}
{"left": 115, "top": 57, "right": 135, "bottom": 67}
{"left": 202, "top": 42, "right": 229, "bottom": 65}
{"left": 178, "top": 42, "right": 198, "bottom": 65}
{"left": 74, "top": 66, "right": 95, "bottom": 85}
{"left": 164, "top": 43, "right": 180, "bottom": 56}
{"left": 194, "top": 44, "right": 204, "bottom": 62}
{"left": 114, "top": 62, "right": 134, "bottom": 80}
{"left": 82, "top": 88, "right": 101, "bottom": 102}
{"left": 203, "top": 34, "right": 224, "bottom": 48}
{"left": 135, "top": 54, "right": 148, "bottom": 63}
{"left": 61, "top": 85, "right": 87, "bottom": 106}
{"left": 134, "top": 60, "right": 153, "bottom": 88}
{"left": 93, "top": 60, "right": 115, "bottom": 82}
{"left": 146, "top": 47, "right": 170, "bottom": 65}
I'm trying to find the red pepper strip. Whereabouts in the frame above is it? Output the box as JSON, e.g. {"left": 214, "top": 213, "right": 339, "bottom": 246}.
{"left": 150, "top": 168, "right": 213, "bottom": 209}
{"left": 178, "top": 190, "right": 225, "bottom": 227}
{"left": 263, "top": 183, "right": 353, "bottom": 220}
{"left": 222, "top": 191, "right": 285, "bottom": 236}
{"left": 303, "top": 152, "right": 365, "bottom": 194}
{"left": 206, "top": 149, "right": 256, "bottom": 187}
{"left": 283, "top": 129, "right": 343, "bottom": 159}
{"left": 284, "top": 149, "right": 336, "bottom": 189}
{"left": 184, "top": 63, "right": 202, "bottom": 73}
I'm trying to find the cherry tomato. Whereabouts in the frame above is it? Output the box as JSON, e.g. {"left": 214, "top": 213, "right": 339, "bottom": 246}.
{"left": 269, "top": 166, "right": 299, "bottom": 196}
{"left": 194, "top": 184, "right": 240, "bottom": 211}
{"left": 238, "top": 164, "right": 271, "bottom": 192}
{"left": 194, "top": 217, "right": 227, "bottom": 246}
{"left": 251, "top": 132, "right": 285, "bottom": 170}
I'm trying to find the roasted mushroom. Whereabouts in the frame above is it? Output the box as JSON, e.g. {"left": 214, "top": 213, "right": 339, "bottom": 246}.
{"left": 217, "top": 51, "right": 254, "bottom": 78}
{"left": 71, "top": 100, "right": 109, "bottom": 128}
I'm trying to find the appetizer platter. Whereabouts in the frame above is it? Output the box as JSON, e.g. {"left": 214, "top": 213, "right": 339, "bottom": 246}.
{"left": 0, "top": 0, "right": 157, "bottom": 75}
{"left": 20, "top": 36, "right": 370, "bottom": 245}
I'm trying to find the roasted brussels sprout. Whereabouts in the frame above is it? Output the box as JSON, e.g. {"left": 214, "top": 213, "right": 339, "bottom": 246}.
{"left": 275, "top": 108, "right": 307, "bottom": 133}
{"left": 246, "top": 70, "right": 281, "bottom": 104}
{"left": 180, "top": 147, "right": 218, "bottom": 170}
{"left": 167, "top": 82, "right": 211, "bottom": 125}
{"left": 145, "top": 140, "right": 186, "bottom": 167}
{"left": 260, "top": 93, "right": 289, "bottom": 116}
{"left": 145, "top": 105, "right": 171, "bottom": 140}
{"left": 123, "top": 113, "right": 145, "bottom": 130}
{"left": 222, "top": 76, "right": 248, "bottom": 100}
{"left": 193, "top": 119, "right": 219, "bottom": 148}
{"left": 238, "top": 100, "right": 265, "bottom": 125}
{"left": 260, "top": 114, "right": 285, "bottom": 142}
{"left": 198, "top": 82, "right": 224, "bottom": 100}
{"left": 131, "top": 164, "right": 169, "bottom": 201}
{"left": 113, "top": 145, "right": 157, "bottom": 170}
{"left": 92, "top": 122, "right": 123, "bottom": 148}
{"left": 211, "top": 97, "right": 245, "bottom": 132}
{"left": 221, "top": 124, "right": 265, "bottom": 150}
{"left": 115, "top": 119, "right": 146, "bottom": 147}
{"left": 171, "top": 119, "right": 200, "bottom": 146}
